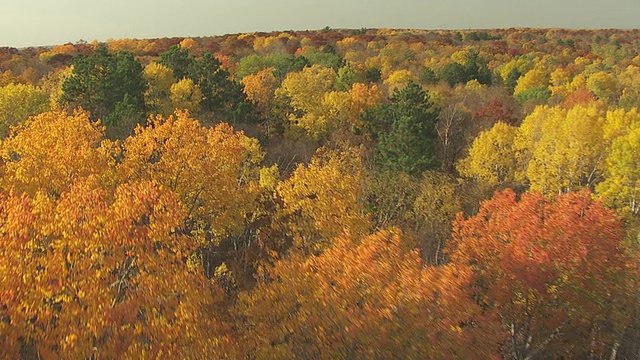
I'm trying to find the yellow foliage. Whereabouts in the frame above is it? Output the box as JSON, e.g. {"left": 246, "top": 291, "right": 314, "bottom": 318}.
{"left": 465, "top": 79, "right": 484, "bottom": 91}
{"left": 499, "top": 58, "right": 534, "bottom": 83}
{"left": 515, "top": 104, "right": 606, "bottom": 193}
{"left": 383, "top": 69, "right": 416, "bottom": 91}
{"left": 549, "top": 67, "right": 574, "bottom": 97}
{"left": 236, "top": 229, "right": 488, "bottom": 359}
{"left": 323, "top": 82, "right": 384, "bottom": 132}
{"left": 276, "top": 64, "right": 336, "bottom": 139}
{"left": 514, "top": 67, "right": 550, "bottom": 95}
{"left": 458, "top": 122, "right": 519, "bottom": 186}
{"left": 143, "top": 62, "right": 176, "bottom": 115}
{"left": 586, "top": 71, "right": 618, "bottom": 101}
{"left": 259, "top": 164, "right": 280, "bottom": 191}
{"left": 597, "top": 126, "right": 640, "bottom": 216}
{"left": 39, "top": 66, "right": 73, "bottom": 110}
{"left": 119, "top": 111, "right": 262, "bottom": 240}
{"left": 179, "top": 38, "right": 198, "bottom": 51}
{"left": 0, "top": 179, "right": 228, "bottom": 358}
{"left": 276, "top": 148, "right": 370, "bottom": 253}
{"left": 241, "top": 67, "right": 278, "bottom": 113}
{"left": 602, "top": 107, "right": 640, "bottom": 143}
{"left": 170, "top": 78, "right": 202, "bottom": 113}
{"left": 0, "top": 110, "right": 115, "bottom": 197}
{"left": 450, "top": 49, "right": 469, "bottom": 64}
{"left": 0, "top": 82, "right": 50, "bottom": 137}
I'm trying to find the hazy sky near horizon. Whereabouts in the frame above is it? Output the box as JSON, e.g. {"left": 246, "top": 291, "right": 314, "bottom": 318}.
{"left": 2, "top": 0, "right": 639, "bottom": 47}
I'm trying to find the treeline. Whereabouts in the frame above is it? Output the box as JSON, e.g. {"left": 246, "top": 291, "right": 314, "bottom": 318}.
{"left": 0, "top": 28, "right": 640, "bottom": 359}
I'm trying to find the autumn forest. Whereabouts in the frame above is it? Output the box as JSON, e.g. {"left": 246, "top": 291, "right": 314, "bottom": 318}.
{"left": 1, "top": 28, "right": 640, "bottom": 359}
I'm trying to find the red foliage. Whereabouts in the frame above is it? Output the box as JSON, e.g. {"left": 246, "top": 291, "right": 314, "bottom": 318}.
{"left": 449, "top": 189, "right": 634, "bottom": 358}
{"left": 561, "top": 88, "right": 597, "bottom": 109}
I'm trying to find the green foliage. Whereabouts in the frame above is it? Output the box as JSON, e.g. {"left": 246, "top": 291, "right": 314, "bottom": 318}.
{"left": 159, "top": 45, "right": 193, "bottom": 80}
{"left": 504, "top": 67, "right": 522, "bottom": 95}
{"left": 335, "top": 64, "right": 363, "bottom": 91}
{"left": 160, "top": 46, "right": 256, "bottom": 123}
{"left": 514, "top": 85, "right": 552, "bottom": 104}
{"left": 464, "top": 31, "right": 500, "bottom": 41}
{"left": 364, "top": 67, "right": 382, "bottom": 83}
{"left": 235, "top": 54, "right": 309, "bottom": 80}
{"left": 465, "top": 49, "right": 492, "bottom": 85}
{"left": 438, "top": 62, "right": 467, "bottom": 87}
{"left": 0, "top": 83, "right": 49, "bottom": 137}
{"left": 61, "top": 46, "right": 146, "bottom": 135}
{"left": 303, "top": 49, "right": 344, "bottom": 70}
{"left": 420, "top": 66, "right": 438, "bottom": 85}
{"left": 365, "top": 81, "right": 440, "bottom": 175}
{"left": 438, "top": 50, "right": 491, "bottom": 86}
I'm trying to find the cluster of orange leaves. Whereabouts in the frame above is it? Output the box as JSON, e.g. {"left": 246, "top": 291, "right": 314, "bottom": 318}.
{"left": 0, "top": 109, "right": 260, "bottom": 358}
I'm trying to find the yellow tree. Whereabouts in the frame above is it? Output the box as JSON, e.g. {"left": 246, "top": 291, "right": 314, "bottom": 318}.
{"left": 276, "top": 64, "right": 336, "bottom": 139}
{"left": 241, "top": 66, "right": 278, "bottom": 115}
{"left": 143, "top": 62, "right": 176, "bottom": 116}
{"left": 602, "top": 107, "right": 640, "bottom": 144}
{"left": 323, "top": 82, "right": 384, "bottom": 134}
{"left": 118, "top": 111, "right": 263, "bottom": 275}
{"left": 458, "top": 121, "right": 519, "bottom": 187}
{"left": 241, "top": 66, "right": 281, "bottom": 138}
{"left": 0, "top": 110, "right": 116, "bottom": 197}
{"left": 597, "top": 126, "right": 640, "bottom": 216}
{"left": 587, "top": 71, "right": 619, "bottom": 102}
{"left": 39, "top": 66, "right": 73, "bottom": 110}
{"left": 617, "top": 65, "right": 640, "bottom": 109}
{"left": 0, "top": 179, "right": 230, "bottom": 358}
{"left": 276, "top": 147, "right": 370, "bottom": 253}
{"left": 170, "top": 78, "right": 202, "bottom": 113}
{"left": 383, "top": 69, "right": 416, "bottom": 92}
{"left": 515, "top": 104, "right": 607, "bottom": 194}
{"left": 0, "top": 83, "right": 49, "bottom": 137}
{"left": 549, "top": 67, "right": 574, "bottom": 97}
{"left": 412, "top": 170, "right": 463, "bottom": 265}
{"left": 513, "top": 67, "right": 550, "bottom": 95}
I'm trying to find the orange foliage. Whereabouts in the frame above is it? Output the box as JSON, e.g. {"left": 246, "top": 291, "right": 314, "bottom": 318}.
{"left": 450, "top": 189, "right": 635, "bottom": 358}
{"left": 0, "top": 179, "right": 230, "bottom": 358}
{"left": 236, "top": 229, "right": 496, "bottom": 359}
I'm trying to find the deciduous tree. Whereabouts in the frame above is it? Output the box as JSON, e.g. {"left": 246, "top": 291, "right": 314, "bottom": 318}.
{"left": 0, "top": 179, "right": 229, "bottom": 358}
{"left": 458, "top": 121, "right": 519, "bottom": 186}
{"left": 0, "top": 110, "right": 115, "bottom": 197}
{"left": 0, "top": 82, "right": 49, "bottom": 137}
{"left": 236, "top": 229, "right": 494, "bottom": 359}
{"left": 276, "top": 147, "right": 370, "bottom": 253}
{"left": 450, "top": 189, "right": 634, "bottom": 359}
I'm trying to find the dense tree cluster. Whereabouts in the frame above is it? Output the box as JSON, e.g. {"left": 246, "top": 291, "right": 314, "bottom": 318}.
{"left": 1, "top": 27, "right": 640, "bottom": 358}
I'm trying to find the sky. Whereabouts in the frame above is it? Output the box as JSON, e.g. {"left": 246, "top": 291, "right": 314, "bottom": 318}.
{"left": 1, "top": 0, "right": 639, "bottom": 48}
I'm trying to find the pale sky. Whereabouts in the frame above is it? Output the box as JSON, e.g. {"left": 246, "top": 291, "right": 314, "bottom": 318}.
{"left": 1, "top": 0, "right": 639, "bottom": 48}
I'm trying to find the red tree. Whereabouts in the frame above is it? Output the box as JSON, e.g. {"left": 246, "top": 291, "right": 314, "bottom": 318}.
{"left": 449, "top": 189, "right": 635, "bottom": 359}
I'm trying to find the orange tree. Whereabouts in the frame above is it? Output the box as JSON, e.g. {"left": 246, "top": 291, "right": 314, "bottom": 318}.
{"left": 449, "top": 189, "right": 636, "bottom": 359}
{"left": 234, "top": 229, "right": 497, "bottom": 359}
{"left": 0, "top": 109, "right": 233, "bottom": 358}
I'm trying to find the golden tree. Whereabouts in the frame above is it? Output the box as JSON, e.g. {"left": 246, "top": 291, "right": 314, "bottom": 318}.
{"left": 0, "top": 110, "right": 116, "bottom": 197}
{"left": 0, "top": 179, "right": 230, "bottom": 358}
{"left": 236, "top": 229, "right": 495, "bottom": 359}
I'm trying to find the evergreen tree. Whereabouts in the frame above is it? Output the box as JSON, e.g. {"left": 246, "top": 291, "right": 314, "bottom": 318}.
{"left": 61, "top": 46, "right": 146, "bottom": 138}
{"left": 365, "top": 81, "right": 440, "bottom": 175}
